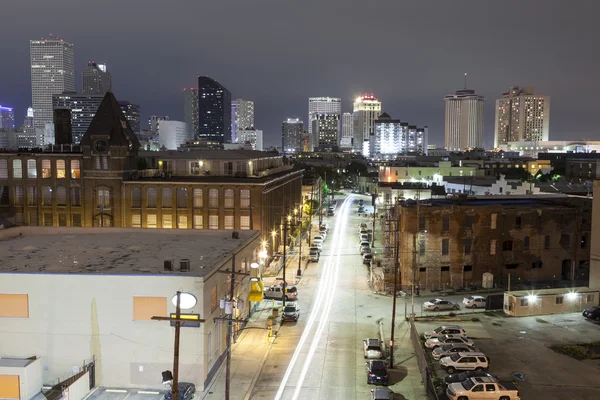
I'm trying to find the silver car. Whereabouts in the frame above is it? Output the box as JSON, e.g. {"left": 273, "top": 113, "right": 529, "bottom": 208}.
{"left": 363, "top": 338, "right": 384, "bottom": 359}
{"left": 425, "top": 334, "right": 475, "bottom": 349}
{"left": 423, "top": 298, "right": 460, "bottom": 311}
{"left": 432, "top": 343, "right": 478, "bottom": 361}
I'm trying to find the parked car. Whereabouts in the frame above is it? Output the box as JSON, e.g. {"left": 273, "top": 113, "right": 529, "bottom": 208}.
{"left": 320, "top": 223, "right": 329, "bottom": 231}
{"left": 363, "top": 338, "right": 384, "bottom": 359}
{"left": 423, "top": 325, "right": 467, "bottom": 340}
{"left": 583, "top": 306, "right": 600, "bottom": 321}
{"left": 444, "top": 371, "right": 497, "bottom": 387}
{"left": 423, "top": 298, "right": 460, "bottom": 311}
{"left": 360, "top": 222, "right": 368, "bottom": 230}
{"left": 366, "top": 360, "right": 389, "bottom": 385}
{"left": 263, "top": 285, "right": 298, "bottom": 301}
{"left": 363, "top": 253, "right": 374, "bottom": 265}
{"left": 425, "top": 335, "right": 474, "bottom": 349}
{"left": 360, "top": 245, "right": 371, "bottom": 255}
{"left": 432, "top": 344, "right": 479, "bottom": 361}
{"left": 360, "top": 234, "right": 369, "bottom": 242}
{"left": 370, "top": 387, "right": 396, "bottom": 400}
{"left": 463, "top": 295, "right": 486, "bottom": 309}
{"left": 313, "top": 235, "right": 325, "bottom": 243}
{"left": 358, "top": 206, "right": 365, "bottom": 213}
{"left": 311, "top": 242, "right": 323, "bottom": 252}
{"left": 164, "top": 382, "right": 196, "bottom": 400}
{"left": 282, "top": 302, "right": 300, "bottom": 322}
{"left": 439, "top": 352, "right": 490, "bottom": 374}
{"left": 327, "top": 209, "right": 335, "bottom": 216}
{"left": 308, "top": 249, "right": 320, "bottom": 262}
{"left": 446, "top": 376, "right": 520, "bottom": 400}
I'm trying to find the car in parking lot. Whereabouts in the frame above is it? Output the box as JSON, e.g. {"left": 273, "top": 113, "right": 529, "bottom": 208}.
{"left": 366, "top": 360, "right": 389, "bottom": 385}
{"left": 425, "top": 334, "right": 474, "bottom": 349}
{"left": 443, "top": 371, "right": 498, "bottom": 387}
{"left": 308, "top": 249, "right": 319, "bottom": 262}
{"left": 164, "top": 382, "right": 196, "bottom": 400}
{"left": 363, "top": 338, "right": 384, "bottom": 359}
{"left": 360, "top": 244, "right": 371, "bottom": 255}
{"left": 282, "top": 302, "right": 300, "bottom": 322}
{"left": 360, "top": 233, "right": 369, "bottom": 242}
{"left": 439, "top": 352, "right": 490, "bottom": 374}
{"left": 311, "top": 242, "right": 322, "bottom": 252}
{"left": 463, "top": 295, "right": 486, "bottom": 309}
{"left": 313, "top": 235, "right": 324, "bottom": 243}
{"left": 446, "top": 376, "right": 519, "bottom": 400}
{"left": 359, "top": 222, "right": 368, "bottom": 230}
{"left": 423, "top": 325, "right": 467, "bottom": 339}
{"left": 363, "top": 253, "right": 373, "bottom": 265}
{"left": 423, "top": 298, "right": 460, "bottom": 311}
{"left": 582, "top": 306, "right": 600, "bottom": 321}
{"left": 370, "top": 387, "right": 396, "bottom": 400}
{"left": 432, "top": 343, "right": 479, "bottom": 361}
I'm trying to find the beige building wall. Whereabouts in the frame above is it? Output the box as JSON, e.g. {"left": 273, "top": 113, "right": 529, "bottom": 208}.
{"left": 590, "top": 180, "right": 600, "bottom": 289}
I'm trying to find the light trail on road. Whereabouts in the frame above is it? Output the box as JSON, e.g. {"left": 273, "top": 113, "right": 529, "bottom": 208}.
{"left": 274, "top": 195, "right": 353, "bottom": 400}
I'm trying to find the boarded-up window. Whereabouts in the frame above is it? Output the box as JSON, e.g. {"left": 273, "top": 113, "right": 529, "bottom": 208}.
{"left": 0, "top": 294, "right": 29, "bottom": 317}
{"left": 162, "top": 188, "right": 172, "bottom": 208}
{"left": 13, "top": 186, "right": 23, "bottom": 206}
{"left": 133, "top": 296, "right": 167, "bottom": 320}
{"left": 131, "top": 187, "right": 141, "bottom": 207}
{"left": 72, "top": 214, "right": 81, "bottom": 227}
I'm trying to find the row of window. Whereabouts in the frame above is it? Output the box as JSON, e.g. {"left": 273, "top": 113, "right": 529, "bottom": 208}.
{"left": 1, "top": 185, "right": 82, "bottom": 207}
{"left": 0, "top": 159, "right": 81, "bottom": 179}
{"left": 131, "top": 214, "right": 251, "bottom": 230}
{"left": 131, "top": 187, "right": 251, "bottom": 209}
{"left": 12, "top": 212, "right": 82, "bottom": 227}
{"left": 419, "top": 212, "right": 584, "bottom": 232}
{"left": 520, "top": 293, "right": 595, "bottom": 307}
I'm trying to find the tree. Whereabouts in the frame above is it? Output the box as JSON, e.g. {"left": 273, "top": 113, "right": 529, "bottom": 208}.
{"left": 346, "top": 161, "right": 368, "bottom": 176}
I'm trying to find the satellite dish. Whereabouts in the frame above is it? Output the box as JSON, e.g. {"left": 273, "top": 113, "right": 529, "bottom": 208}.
{"left": 172, "top": 292, "right": 197, "bottom": 310}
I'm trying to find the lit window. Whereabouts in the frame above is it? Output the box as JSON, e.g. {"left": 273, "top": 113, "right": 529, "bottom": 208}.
{"left": 162, "top": 214, "right": 173, "bottom": 228}
{"left": 209, "top": 189, "right": 218, "bottom": 208}
{"left": 224, "top": 189, "right": 234, "bottom": 208}
{"left": 41, "top": 159, "right": 51, "bottom": 178}
{"left": 27, "top": 159, "right": 37, "bottom": 178}
{"left": 132, "top": 214, "right": 141, "bottom": 228}
{"left": 147, "top": 214, "right": 157, "bottom": 228}
{"left": 209, "top": 214, "right": 219, "bottom": 229}
{"left": 240, "top": 215, "right": 250, "bottom": 230}
{"left": 490, "top": 240, "right": 496, "bottom": 255}
{"left": 70, "top": 160, "right": 80, "bottom": 179}
{"left": 193, "top": 214, "right": 203, "bottom": 229}
{"left": 240, "top": 190, "right": 250, "bottom": 208}
{"left": 56, "top": 160, "right": 66, "bottom": 178}
{"left": 13, "top": 160, "right": 22, "bottom": 178}
{"left": 193, "top": 188, "right": 203, "bottom": 208}
{"left": 178, "top": 215, "right": 188, "bottom": 229}
{"left": 97, "top": 188, "right": 111, "bottom": 209}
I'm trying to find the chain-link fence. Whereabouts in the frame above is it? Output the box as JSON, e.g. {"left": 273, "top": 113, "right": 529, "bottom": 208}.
{"left": 409, "top": 316, "right": 440, "bottom": 400}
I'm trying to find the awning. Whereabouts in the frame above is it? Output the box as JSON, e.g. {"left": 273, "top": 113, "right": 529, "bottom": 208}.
{"left": 249, "top": 279, "right": 264, "bottom": 302}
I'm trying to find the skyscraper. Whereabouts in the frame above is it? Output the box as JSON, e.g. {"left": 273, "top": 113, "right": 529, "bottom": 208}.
{"left": 237, "top": 128, "right": 263, "bottom": 151}
{"left": 352, "top": 94, "right": 382, "bottom": 154}
{"left": 118, "top": 101, "right": 141, "bottom": 134}
{"left": 282, "top": 118, "right": 304, "bottom": 153}
{"left": 52, "top": 92, "right": 104, "bottom": 144}
{"left": 444, "top": 89, "right": 484, "bottom": 151}
{"left": 373, "top": 113, "right": 428, "bottom": 158}
{"left": 341, "top": 112, "right": 353, "bottom": 148}
{"left": 494, "top": 86, "right": 550, "bottom": 147}
{"left": 311, "top": 113, "right": 340, "bottom": 152}
{"left": 231, "top": 99, "right": 254, "bottom": 143}
{"left": 183, "top": 88, "right": 199, "bottom": 138}
{"left": 30, "top": 36, "right": 75, "bottom": 130}
{"left": 0, "top": 106, "right": 15, "bottom": 129}
{"left": 158, "top": 120, "right": 192, "bottom": 150}
{"left": 198, "top": 76, "right": 232, "bottom": 143}
{"left": 308, "top": 97, "right": 341, "bottom": 136}
{"left": 82, "top": 61, "right": 112, "bottom": 95}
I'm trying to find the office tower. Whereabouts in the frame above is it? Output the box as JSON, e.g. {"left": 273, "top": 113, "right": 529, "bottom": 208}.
{"left": 0, "top": 106, "right": 15, "bottom": 129}
{"left": 232, "top": 99, "right": 254, "bottom": 143}
{"left": 22, "top": 107, "right": 34, "bottom": 131}
{"left": 494, "top": 86, "right": 550, "bottom": 147}
{"left": 311, "top": 113, "right": 340, "bottom": 152}
{"left": 118, "top": 101, "right": 141, "bottom": 133}
{"left": 149, "top": 115, "right": 169, "bottom": 132}
{"left": 198, "top": 76, "right": 232, "bottom": 142}
{"left": 183, "top": 88, "right": 199, "bottom": 138}
{"left": 52, "top": 92, "right": 104, "bottom": 144}
{"left": 30, "top": 36, "right": 75, "bottom": 130}
{"left": 308, "top": 97, "right": 341, "bottom": 135}
{"left": 444, "top": 88, "right": 484, "bottom": 151}
{"left": 158, "top": 121, "right": 191, "bottom": 150}
{"left": 352, "top": 94, "right": 382, "bottom": 154}
{"left": 237, "top": 128, "right": 263, "bottom": 151}
{"left": 341, "top": 112, "right": 353, "bottom": 148}
{"left": 53, "top": 107, "right": 72, "bottom": 145}
{"left": 282, "top": 118, "right": 304, "bottom": 153}
{"left": 82, "top": 61, "right": 112, "bottom": 95}
{"left": 373, "top": 113, "right": 428, "bottom": 157}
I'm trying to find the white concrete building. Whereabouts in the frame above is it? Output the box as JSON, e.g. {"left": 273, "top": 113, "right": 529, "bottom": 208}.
{"left": 444, "top": 89, "right": 484, "bottom": 151}
{"left": 308, "top": 97, "right": 341, "bottom": 135}
{"left": 494, "top": 86, "right": 550, "bottom": 148}
{"left": 500, "top": 140, "right": 600, "bottom": 157}
{"left": 30, "top": 37, "right": 75, "bottom": 131}
{"left": 353, "top": 94, "right": 382, "bottom": 154}
{"left": 340, "top": 112, "right": 353, "bottom": 148}
{"left": 231, "top": 99, "right": 254, "bottom": 143}
{"left": 158, "top": 120, "right": 191, "bottom": 150}
{"left": 0, "top": 227, "right": 263, "bottom": 390}
{"left": 237, "top": 128, "right": 263, "bottom": 151}
{"left": 372, "top": 113, "right": 427, "bottom": 158}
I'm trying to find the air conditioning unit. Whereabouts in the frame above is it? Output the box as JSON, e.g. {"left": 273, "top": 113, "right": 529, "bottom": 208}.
{"left": 180, "top": 259, "right": 190, "bottom": 272}
{"left": 164, "top": 260, "right": 173, "bottom": 271}
{"left": 232, "top": 231, "right": 239, "bottom": 239}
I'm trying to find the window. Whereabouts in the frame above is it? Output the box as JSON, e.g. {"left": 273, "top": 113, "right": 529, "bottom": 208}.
{"left": 97, "top": 188, "right": 111, "bottom": 209}
{"left": 132, "top": 214, "right": 141, "bottom": 228}
{"left": 240, "top": 215, "right": 250, "bottom": 230}
{"left": 464, "top": 238, "right": 472, "bottom": 255}
{"left": 147, "top": 214, "right": 157, "bottom": 228}
{"left": 419, "top": 215, "right": 426, "bottom": 231}
{"left": 71, "top": 187, "right": 81, "bottom": 206}
{"left": 102, "top": 156, "right": 108, "bottom": 170}
{"left": 95, "top": 156, "right": 101, "bottom": 170}
{"left": 441, "top": 266, "right": 450, "bottom": 272}
{"left": 14, "top": 186, "right": 23, "bottom": 206}
{"left": 240, "top": 189, "right": 250, "bottom": 208}
{"left": 0, "top": 294, "right": 29, "bottom": 317}
{"left": 193, "top": 215, "right": 203, "bottom": 229}
{"left": 0, "top": 159, "right": 7, "bottom": 178}
{"left": 56, "top": 160, "right": 66, "bottom": 178}
{"left": 178, "top": 215, "right": 187, "bottom": 229}
{"left": 419, "top": 239, "right": 425, "bottom": 256}
{"left": 27, "top": 159, "right": 37, "bottom": 178}
{"left": 560, "top": 234, "right": 570, "bottom": 249}
{"left": 56, "top": 186, "right": 67, "bottom": 206}
{"left": 224, "top": 215, "right": 234, "bottom": 229}
{"left": 43, "top": 212, "right": 53, "bottom": 226}
{"left": 42, "top": 186, "right": 52, "bottom": 206}
{"left": 58, "top": 214, "right": 67, "bottom": 226}
{"left": 419, "top": 267, "right": 426, "bottom": 272}
{"left": 70, "top": 160, "right": 80, "bottom": 179}
{"left": 442, "top": 238, "right": 449, "bottom": 255}
{"left": 131, "top": 187, "right": 141, "bottom": 207}
{"left": 544, "top": 235, "right": 550, "bottom": 249}
{"left": 537, "top": 214, "right": 543, "bottom": 230}
{"left": 465, "top": 215, "right": 473, "bottom": 229}
{"left": 29, "top": 210, "right": 38, "bottom": 226}
{"left": 463, "top": 265, "right": 473, "bottom": 272}
{"left": 27, "top": 186, "right": 37, "bottom": 205}
{"left": 162, "top": 188, "right": 172, "bottom": 208}
{"left": 162, "top": 214, "right": 173, "bottom": 228}
{"left": 490, "top": 239, "right": 497, "bottom": 255}
{"left": 41, "top": 159, "right": 51, "bottom": 178}
{"left": 14, "top": 212, "right": 24, "bottom": 225}
{"left": 177, "top": 188, "right": 187, "bottom": 208}
{"left": 193, "top": 188, "right": 203, "bottom": 208}
{"left": 209, "top": 214, "right": 219, "bottom": 229}
{"left": 524, "top": 236, "right": 530, "bottom": 250}
{"left": 581, "top": 234, "right": 587, "bottom": 248}
{"left": 520, "top": 298, "right": 529, "bottom": 307}
{"left": 133, "top": 296, "right": 167, "bottom": 320}
{"left": 532, "top": 260, "right": 543, "bottom": 268}
{"left": 13, "top": 160, "right": 22, "bottom": 178}
{"left": 210, "top": 287, "right": 218, "bottom": 312}
{"left": 515, "top": 216, "right": 522, "bottom": 229}
{"left": 556, "top": 296, "right": 564, "bottom": 305}
{"left": 442, "top": 215, "right": 449, "bottom": 232}
{"left": 224, "top": 189, "right": 234, "bottom": 208}
{"left": 502, "top": 240, "right": 513, "bottom": 251}
{"left": 209, "top": 189, "right": 219, "bottom": 208}
{"left": 0, "top": 186, "right": 8, "bottom": 205}
{"left": 587, "top": 294, "right": 595, "bottom": 303}
{"left": 147, "top": 188, "right": 157, "bottom": 207}
{"left": 490, "top": 213, "right": 497, "bottom": 229}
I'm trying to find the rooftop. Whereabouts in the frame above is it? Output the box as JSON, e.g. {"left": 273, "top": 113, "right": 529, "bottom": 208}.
{"left": 139, "top": 149, "right": 279, "bottom": 160}
{"left": 0, "top": 227, "right": 259, "bottom": 277}
{"left": 0, "top": 358, "right": 37, "bottom": 368}
{"left": 506, "top": 287, "right": 598, "bottom": 297}
{"left": 400, "top": 195, "right": 582, "bottom": 208}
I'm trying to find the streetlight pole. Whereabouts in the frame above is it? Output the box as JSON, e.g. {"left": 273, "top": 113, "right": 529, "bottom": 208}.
{"left": 390, "top": 200, "right": 400, "bottom": 369}
{"left": 172, "top": 292, "right": 181, "bottom": 400}
{"left": 282, "top": 211, "right": 290, "bottom": 311}
{"left": 297, "top": 205, "right": 303, "bottom": 277}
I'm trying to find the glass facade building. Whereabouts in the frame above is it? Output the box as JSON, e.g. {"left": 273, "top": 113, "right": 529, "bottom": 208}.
{"left": 198, "top": 76, "right": 231, "bottom": 143}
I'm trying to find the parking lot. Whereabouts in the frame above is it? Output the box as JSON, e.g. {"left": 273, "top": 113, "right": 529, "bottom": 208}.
{"left": 415, "top": 312, "right": 600, "bottom": 400}
{"left": 85, "top": 387, "right": 166, "bottom": 400}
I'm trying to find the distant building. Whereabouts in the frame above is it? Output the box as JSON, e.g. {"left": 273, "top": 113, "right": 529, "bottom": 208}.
{"left": 494, "top": 86, "right": 550, "bottom": 148}
{"left": 372, "top": 113, "right": 427, "bottom": 158}
{"left": 158, "top": 120, "right": 191, "bottom": 150}
{"left": 198, "top": 76, "right": 231, "bottom": 143}
{"left": 118, "top": 101, "right": 141, "bottom": 134}
{"left": 148, "top": 115, "right": 169, "bottom": 132}
{"left": 183, "top": 88, "right": 199, "bottom": 138}
{"left": 232, "top": 99, "right": 254, "bottom": 143}
{"left": 30, "top": 36, "right": 75, "bottom": 130}
{"left": 308, "top": 97, "right": 341, "bottom": 136}
{"left": 444, "top": 88, "right": 484, "bottom": 151}
{"left": 311, "top": 113, "right": 340, "bottom": 152}
{"left": 237, "top": 128, "right": 263, "bottom": 151}
{"left": 52, "top": 92, "right": 104, "bottom": 144}
{"left": 353, "top": 94, "right": 382, "bottom": 154}
{"left": 282, "top": 118, "right": 304, "bottom": 153}
{"left": 22, "top": 107, "right": 34, "bottom": 132}
{"left": 0, "top": 106, "right": 15, "bottom": 129}
{"left": 53, "top": 107, "right": 72, "bottom": 145}
{"left": 503, "top": 140, "right": 600, "bottom": 157}
{"left": 82, "top": 61, "right": 112, "bottom": 95}
{"left": 341, "top": 112, "right": 353, "bottom": 148}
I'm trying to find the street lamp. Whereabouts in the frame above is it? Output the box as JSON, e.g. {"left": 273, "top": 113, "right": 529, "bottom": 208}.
{"left": 271, "top": 230, "right": 277, "bottom": 255}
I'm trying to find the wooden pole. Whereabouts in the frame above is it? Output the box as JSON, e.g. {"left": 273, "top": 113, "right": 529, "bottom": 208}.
{"left": 172, "top": 291, "right": 181, "bottom": 400}
{"left": 390, "top": 200, "right": 400, "bottom": 369}
{"left": 225, "top": 256, "right": 236, "bottom": 400}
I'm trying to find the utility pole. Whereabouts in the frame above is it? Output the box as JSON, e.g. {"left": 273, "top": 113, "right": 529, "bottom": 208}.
{"left": 390, "top": 200, "right": 400, "bottom": 369}
{"left": 297, "top": 202, "right": 304, "bottom": 277}
{"left": 282, "top": 208, "right": 290, "bottom": 311}
{"left": 318, "top": 175, "right": 324, "bottom": 226}
{"left": 308, "top": 178, "right": 315, "bottom": 245}
{"left": 412, "top": 190, "right": 420, "bottom": 317}
{"left": 372, "top": 198, "right": 377, "bottom": 248}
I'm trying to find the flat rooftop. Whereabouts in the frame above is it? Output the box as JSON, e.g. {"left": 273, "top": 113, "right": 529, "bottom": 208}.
{"left": 506, "top": 287, "right": 598, "bottom": 297}
{"left": 0, "top": 227, "right": 259, "bottom": 277}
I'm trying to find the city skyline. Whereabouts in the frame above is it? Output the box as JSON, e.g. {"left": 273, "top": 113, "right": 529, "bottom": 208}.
{"left": 0, "top": 1, "right": 598, "bottom": 148}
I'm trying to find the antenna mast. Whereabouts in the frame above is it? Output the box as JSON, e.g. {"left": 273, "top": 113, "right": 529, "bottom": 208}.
{"left": 464, "top": 73, "right": 468, "bottom": 89}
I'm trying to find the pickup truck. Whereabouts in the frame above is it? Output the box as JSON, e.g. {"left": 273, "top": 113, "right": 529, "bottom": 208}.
{"left": 263, "top": 285, "right": 298, "bottom": 301}
{"left": 446, "top": 376, "right": 520, "bottom": 400}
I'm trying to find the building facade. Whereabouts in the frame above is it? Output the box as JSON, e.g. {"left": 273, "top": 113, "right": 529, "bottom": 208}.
{"left": 158, "top": 120, "right": 191, "bottom": 150}
{"left": 237, "top": 128, "right": 263, "bottom": 151}
{"left": 82, "top": 61, "right": 112, "bottom": 95}
{"left": 30, "top": 37, "right": 75, "bottom": 130}
{"left": 341, "top": 112, "right": 353, "bottom": 148}
{"left": 353, "top": 94, "right": 382, "bottom": 154}
{"left": 118, "top": 101, "right": 141, "bottom": 134}
{"left": 183, "top": 88, "right": 199, "bottom": 138}
{"left": 372, "top": 113, "right": 427, "bottom": 158}
{"left": 52, "top": 92, "right": 104, "bottom": 144}
{"left": 231, "top": 99, "right": 254, "bottom": 143}
{"left": 149, "top": 115, "right": 169, "bottom": 132}
{"left": 198, "top": 76, "right": 232, "bottom": 143}
{"left": 308, "top": 97, "right": 341, "bottom": 135}
{"left": 0, "top": 106, "right": 15, "bottom": 129}
{"left": 311, "top": 113, "right": 340, "bottom": 152}
{"left": 444, "top": 89, "right": 484, "bottom": 151}
{"left": 282, "top": 118, "right": 304, "bottom": 153}
{"left": 494, "top": 86, "right": 550, "bottom": 148}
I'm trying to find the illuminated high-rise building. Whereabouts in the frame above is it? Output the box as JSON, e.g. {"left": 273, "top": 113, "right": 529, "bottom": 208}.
{"left": 308, "top": 97, "right": 341, "bottom": 136}
{"left": 282, "top": 118, "right": 304, "bottom": 153}
{"left": 352, "top": 94, "right": 382, "bottom": 154}
{"left": 118, "top": 101, "right": 141, "bottom": 134}
{"left": 444, "top": 88, "right": 484, "bottom": 151}
{"left": 372, "top": 113, "right": 428, "bottom": 158}
{"left": 82, "top": 61, "right": 112, "bottom": 95}
{"left": 311, "top": 113, "right": 340, "bottom": 152}
{"left": 494, "top": 86, "right": 550, "bottom": 147}
{"left": 232, "top": 99, "right": 254, "bottom": 143}
{"left": 30, "top": 36, "right": 75, "bottom": 130}
{"left": 52, "top": 92, "right": 104, "bottom": 144}
{"left": 183, "top": 88, "right": 199, "bottom": 138}
{"left": 198, "top": 76, "right": 231, "bottom": 143}
{"left": 0, "top": 106, "right": 15, "bottom": 129}
{"left": 340, "top": 112, "right": 353, "bottom": 148}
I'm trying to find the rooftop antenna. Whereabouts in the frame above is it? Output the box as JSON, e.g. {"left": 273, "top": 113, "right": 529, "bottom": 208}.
{"left": 464, "top": 73, "right": 468, "bottom": 90}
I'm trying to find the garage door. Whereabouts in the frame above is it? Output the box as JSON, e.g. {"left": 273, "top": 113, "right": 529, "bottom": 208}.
{"left": 0, "top": 374, "right": 20, "bottom": 399}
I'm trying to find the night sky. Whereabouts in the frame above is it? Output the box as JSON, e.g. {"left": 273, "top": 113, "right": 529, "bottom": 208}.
{"left": 1, "top": 0, "right": 599, "bottom": 148}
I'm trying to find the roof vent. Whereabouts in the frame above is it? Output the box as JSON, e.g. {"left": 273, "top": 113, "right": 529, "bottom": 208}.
{"left": 232, "top": 231, "right": 239, "bottom": 239}
{"left": 164, "top": 260, "right": 173, "bottom": 271}
{"left": 180, "top": 259, "right": 190, "bottom": 272}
